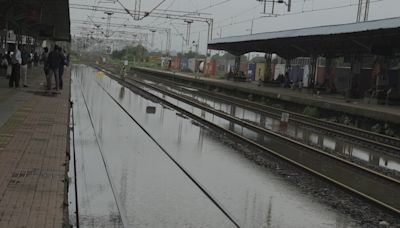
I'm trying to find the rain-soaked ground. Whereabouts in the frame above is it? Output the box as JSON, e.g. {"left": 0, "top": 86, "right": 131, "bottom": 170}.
{"left": 70, "top": 65, "right": 361, "bottom": 227}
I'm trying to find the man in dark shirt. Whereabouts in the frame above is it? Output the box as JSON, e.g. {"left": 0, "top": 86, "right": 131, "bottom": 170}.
{"left": 46, "top": 45, "right": 61, "bottom": 91}
{"left": 9, "top": 45, "right": 21, "bottom": 88}
{"left": 58, "top": 47, "right": 66, "bottom": 90}
{"left": 41, "top": 47, "right": 49, "bottom": 88}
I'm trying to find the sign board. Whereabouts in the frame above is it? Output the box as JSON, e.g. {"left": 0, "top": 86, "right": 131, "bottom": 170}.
{"left": 149, "top": 56, "right": 161, "bottom": 62}
{"left": 281, "top": 113, "right": 290, "bottom": 123}
{"left": 124, "top": 60, "right": 128, "bottom": 66}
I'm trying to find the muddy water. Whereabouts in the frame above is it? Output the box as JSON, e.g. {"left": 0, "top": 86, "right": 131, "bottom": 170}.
{"left": 151, "top": 82, "right": 400, "bottom": 173}
{"left": 72, "top": 65, "right": 359, "bottom": 227}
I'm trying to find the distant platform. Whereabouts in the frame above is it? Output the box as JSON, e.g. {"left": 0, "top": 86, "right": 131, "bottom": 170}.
{"left": 0, "top": 66, "right": 70, "bottom": 227}
{"left": 135, "top": 67, "right": 400, "bottom": 124}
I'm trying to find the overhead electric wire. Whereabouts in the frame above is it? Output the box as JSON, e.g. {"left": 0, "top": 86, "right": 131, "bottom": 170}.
{"left": 115, "top": 0, "right": 136, "bottom": 20}
{"left": 144, "top": 0, "right": 168, "bottom": 19}
{"left": 191, "top": 0, "right": 386, "bottom": 34}
{"left": 196, "top": 0, "right": 234, "bottom": 12}
{"left": 145, "top": 0, "right": 177, "bottom": 27}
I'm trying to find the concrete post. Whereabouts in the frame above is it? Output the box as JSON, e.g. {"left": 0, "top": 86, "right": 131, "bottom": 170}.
{"left": 285, "top": 58, "right": 291, "bottom": 72}
{"left": 348, "top": 55, "right": 362, "bottom": 98}
{"left": 265, "top": 53, "right": 273, "bottom": 82}
{"left": 324, "top": 56, "right": 336, "bottom": 93}
{"left": 310, "top": 55, "right": 317, "bottom": 88}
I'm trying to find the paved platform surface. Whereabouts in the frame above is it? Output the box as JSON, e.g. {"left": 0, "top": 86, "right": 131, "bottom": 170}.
{"left": 136, "top": 67, "right": 400, "bottom": 124}
{"left": 0, "top": 66, "right": 70, "bottom": 227}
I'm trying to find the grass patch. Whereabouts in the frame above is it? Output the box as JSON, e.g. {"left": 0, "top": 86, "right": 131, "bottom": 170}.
{"left": 303, "top": 106, "right": 320, "bottom": 118}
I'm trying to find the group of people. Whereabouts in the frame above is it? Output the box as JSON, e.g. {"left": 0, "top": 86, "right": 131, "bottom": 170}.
{"left": 1, "top": 45, "right": 34, "bottom": 88}
{"left": 3, "top": 44, "right": 68, "bottom": 91}
{"left": 42, "top": 45, "right": 68, "bottom": 91}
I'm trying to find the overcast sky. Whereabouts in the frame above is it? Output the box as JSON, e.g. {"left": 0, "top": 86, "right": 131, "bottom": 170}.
{"left": 69, "top": 0, "right": 400, "bottom": 54}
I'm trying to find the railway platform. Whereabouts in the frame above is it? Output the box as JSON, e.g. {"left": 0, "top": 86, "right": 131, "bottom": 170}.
{"left": 135, "top": 67, "right": 400, "bottom": 124}
{"left": 0, "top": 66, "right": 70, "bottom": 227}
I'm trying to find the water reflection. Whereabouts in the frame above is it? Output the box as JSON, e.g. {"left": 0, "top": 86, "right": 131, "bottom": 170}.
{"left": 119, "top": 86, "right": 125, "bottom": 101}
{"left": 157, "top": 82, "right": 400, "bottom": 173}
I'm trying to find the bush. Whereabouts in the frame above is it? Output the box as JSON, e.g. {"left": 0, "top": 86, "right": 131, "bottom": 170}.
{"left": 303, "top": 106, "right": 320, "bottom": 118}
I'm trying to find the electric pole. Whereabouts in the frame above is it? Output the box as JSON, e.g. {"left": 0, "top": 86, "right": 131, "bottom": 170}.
{"left": 356, "top": 0, "right": 370, "bottom": 22}
{"left": 257, "top": 0, "right": 292, "bottom": 14}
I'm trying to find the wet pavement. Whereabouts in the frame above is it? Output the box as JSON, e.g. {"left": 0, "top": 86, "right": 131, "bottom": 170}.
{"left": 71, "top": 65, "right": 360, "bottom": 228}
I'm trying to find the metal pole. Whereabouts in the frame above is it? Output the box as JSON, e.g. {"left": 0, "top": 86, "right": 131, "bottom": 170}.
{"left": 264, "top": 0, "right": 268, "bottom": 14}
{"left": 4, "top": 22, "right": 8, "bottom": 52}
{"left": 364, "top": 0, "right": 370, "bottom": 21}
{"left": 356, "top": 0, "right": 363, "bottom": 22}
{"left": 206, "top": 19, "right": 213, "bottom": 57}
{"left": 271, "top": 0, "right": 275, "bottom": 14}
{"left": 250, "top": 19, "right": 254, "bottom": 35}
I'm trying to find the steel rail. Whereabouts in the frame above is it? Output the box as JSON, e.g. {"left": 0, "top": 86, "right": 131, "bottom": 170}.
{"left": 78, "top": 76, "right": 127, "bottom": 227}
{"left": 94, "top": 65, "right": 400, "bottom": 215}
{"left": 92, "top": 73, "right": 241, "bottom": 228}
{"left": 133, "top": 68, "right": 400, "bottom": 151}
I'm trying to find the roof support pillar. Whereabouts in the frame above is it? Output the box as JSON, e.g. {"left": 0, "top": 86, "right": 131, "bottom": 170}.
{"left": 285, "top": 58, "right": 291, "bottom": 72}
{"left": 310, "top": 55, "right": 318, "bottom": 89}
{"left": 348, "top": 55, "right": 363, "bottom": 98}
{"left": 265, "top": 53, "right": 273, "bottom": 82}
{"left": 324, "top": 56, "right": 336, "bottom": 93}
{"left": 234, "top": 55, "right": 240, "bottom": 75}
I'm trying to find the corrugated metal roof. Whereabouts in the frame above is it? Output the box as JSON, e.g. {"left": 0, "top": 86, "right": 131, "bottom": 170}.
{"left": 209, "top": 17, "right": 400, "bottom": 45}
{"left": 0, "top": 0, "right": 71, "bottom": 41}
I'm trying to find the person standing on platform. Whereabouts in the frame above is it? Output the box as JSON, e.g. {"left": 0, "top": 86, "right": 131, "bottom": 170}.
{"left": 58, "top": 47, "right": 66, "bottom": 90}
{"left": 0, "top": 53, "right": 8, "bottom": 77}
{"left": 46, "top": 45, "right": 61, "bottom": 91}
{"left": 41, "top": 47, "right": 50, "bottom": 89}
{"left": 33, "top": 52, "right": 39, "bottom": 67}
{"left": 9, "top": 45, "right": 21, "bottom": 88}
{"left": 20, "top": 46, "right": 30, "bottom": 87}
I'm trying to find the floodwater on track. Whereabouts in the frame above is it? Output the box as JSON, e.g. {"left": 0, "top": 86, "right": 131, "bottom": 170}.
{"left": 158, "top": 83, "right": 400, "bottom": 173}
{"left": 70, "top": 65, "right": 360, "bottom": 228}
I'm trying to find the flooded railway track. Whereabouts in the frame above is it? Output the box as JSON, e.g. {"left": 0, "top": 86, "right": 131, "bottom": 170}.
{"left": 100, "top": 65, "right": 400, "bottom": 177}
{"left": 131, "top": 73, "right": 400, "bottom": 178}
{"left": 95, "top": 65, "right": 400, "bottom": 216}
{"left": 133, "top": 69, "right": 400, "bottom": 153}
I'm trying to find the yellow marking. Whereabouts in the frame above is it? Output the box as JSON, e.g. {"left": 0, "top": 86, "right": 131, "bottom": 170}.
{"left": 96, "top": 71, "right": 105, "bottom": 78}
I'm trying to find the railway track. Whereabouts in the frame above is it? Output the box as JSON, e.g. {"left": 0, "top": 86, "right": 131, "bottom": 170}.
{"left": 95, "top": 65, "right": 400, "bottom": 216}
{"left": 133, "top": 68, "right": 400, "bottom": 153}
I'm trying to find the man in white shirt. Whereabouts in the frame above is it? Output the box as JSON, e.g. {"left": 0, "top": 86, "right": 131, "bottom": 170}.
{"left": 9, "top": 45, "right": 22, "bottom": 88}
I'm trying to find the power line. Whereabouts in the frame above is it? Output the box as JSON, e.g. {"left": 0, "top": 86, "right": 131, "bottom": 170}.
{"left": 145, "top": 0, "right": 168, "bottom": 19}
{"left": 196, "top": 0, "right": 234, "bottom": 12}
{"left": 146, "top": 0, "right": 177, "bottom": 27}
{"left": 191, "top": 0, "right": 386, "bottom": 34}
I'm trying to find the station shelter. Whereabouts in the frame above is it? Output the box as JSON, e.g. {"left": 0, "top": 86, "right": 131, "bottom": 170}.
{"left": 0, "top": 0, "right": 71, "bottom": 54}
{"left": 208, "top": 17, "right": 400, "bottom": 101}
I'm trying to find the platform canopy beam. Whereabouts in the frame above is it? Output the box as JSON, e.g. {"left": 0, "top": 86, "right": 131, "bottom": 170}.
{"left": 208, "top": 17, "right": 400, "bottom": 58}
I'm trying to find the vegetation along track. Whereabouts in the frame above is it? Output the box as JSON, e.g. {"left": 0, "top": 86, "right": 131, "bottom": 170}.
{"left": 95, "top": 65, "right": 400, "bottom": 216}
{"left": 133, "top": 68, "right": 400, "bottom": 153}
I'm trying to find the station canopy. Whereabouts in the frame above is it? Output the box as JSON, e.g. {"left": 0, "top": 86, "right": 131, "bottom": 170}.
{"left": 0, "top": 0, "right": 71, "bottom": 41}
{"left": 208, "top": 17, "right": 400, "bottom": 58}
